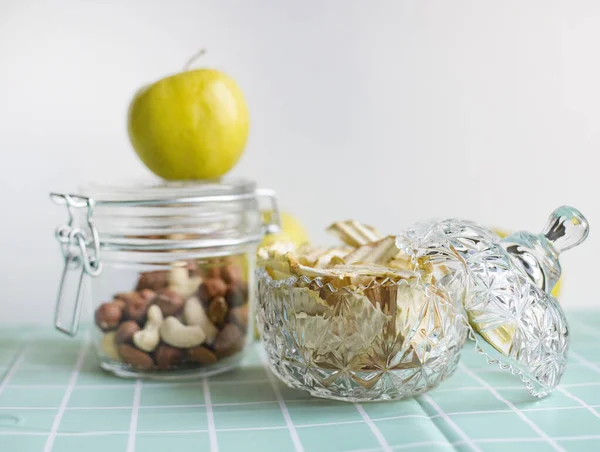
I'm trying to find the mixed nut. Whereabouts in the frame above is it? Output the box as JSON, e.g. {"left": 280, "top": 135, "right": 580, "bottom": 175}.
{"left": 95, "top": 256, "right": 249, "bottom": 372}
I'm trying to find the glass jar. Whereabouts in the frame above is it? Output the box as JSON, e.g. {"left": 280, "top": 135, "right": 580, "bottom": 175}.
{"left": 50, "top": 179, "right": 279, "bottom": 379}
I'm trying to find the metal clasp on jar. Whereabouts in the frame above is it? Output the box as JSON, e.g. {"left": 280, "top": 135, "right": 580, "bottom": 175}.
{"left": 50, "top": 193, "right": 102, "bottom": 337}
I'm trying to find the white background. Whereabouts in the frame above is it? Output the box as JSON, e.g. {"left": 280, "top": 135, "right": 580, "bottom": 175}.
{"left": 1, "top": 0, "right": 599, "bottom": 324}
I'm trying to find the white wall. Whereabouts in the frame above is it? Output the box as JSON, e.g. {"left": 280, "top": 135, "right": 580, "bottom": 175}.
{"left": 1, "top": 0, "right": 599, "bottom": 325}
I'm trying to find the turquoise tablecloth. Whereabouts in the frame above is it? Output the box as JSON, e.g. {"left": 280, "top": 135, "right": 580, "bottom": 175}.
{"left": 1, "top": 311, "right": 599, "bottom": 452}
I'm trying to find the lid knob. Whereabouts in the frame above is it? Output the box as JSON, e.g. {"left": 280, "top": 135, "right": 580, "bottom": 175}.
{"left": 543, "top": 205, "right": 589, "bottom": 253}
{"left": 501, "top": 205, "right": 589, "bottom": 294}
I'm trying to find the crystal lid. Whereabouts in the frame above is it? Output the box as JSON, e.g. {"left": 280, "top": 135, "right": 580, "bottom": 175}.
{"left": 398, "top": 206, "right": 589, "bottom": 397}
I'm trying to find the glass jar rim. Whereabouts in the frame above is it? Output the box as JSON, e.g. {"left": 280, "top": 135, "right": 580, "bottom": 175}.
{"left": 79, "top": 178, "right": 257, "bottom": 206}
{"left": 51, "top": 178, "right": 280, "bottom": 255}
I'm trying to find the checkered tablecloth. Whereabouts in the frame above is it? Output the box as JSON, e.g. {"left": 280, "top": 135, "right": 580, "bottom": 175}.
{"left": 1, "top": 311, "right": 599, "bottom": 452}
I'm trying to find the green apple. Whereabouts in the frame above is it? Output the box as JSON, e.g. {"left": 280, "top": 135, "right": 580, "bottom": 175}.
{"left": 128, "top": 69, "right": 249, "bottom": 180}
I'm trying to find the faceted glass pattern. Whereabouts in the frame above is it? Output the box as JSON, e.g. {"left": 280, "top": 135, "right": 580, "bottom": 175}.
{"left": 258, "top": 212, "right": 579, "bottom": 402}
{"left": 399, "top": 219, "right": 569, "bottom": 397}
{"left": 257, "top": 270, "right": 467, "bottom": 402}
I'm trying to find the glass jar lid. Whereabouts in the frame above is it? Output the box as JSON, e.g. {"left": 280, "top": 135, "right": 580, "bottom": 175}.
{"left": 81, "top": 178, "right": 256, "bottom": 202}
{"left": 77, "top": 179, "right": 273, "bottom": 251}
{"left": 398, "top": 206, "right": 589, "bottom": 397}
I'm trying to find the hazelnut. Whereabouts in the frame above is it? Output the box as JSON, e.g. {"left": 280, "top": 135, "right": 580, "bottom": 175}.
{"left": 115, "top": 321, "right": 141, "bottom": 345}
{"left": 113, "top": 298, "right": 126, "bottom": 310}
{"left": 135, "top": 270, "right": 169, "bottom": 291}
{"left": 205, "top": 266, "right": 221, "bottom": 279}
{"left": 154, "top": 344, "right": 184, "bottom": 370}
{"left": 117, "top": 292, "right": 151, "bottom": 324}
{"left": 222, "top": 263, "right": 243, "bottom": 284}
{"left": 153, "top": 288, "right": 184, "bottom": 317}
{"left": 118, "top": 344, "right": 154, "bottom": 370}
{"left": 225, "top": 287, "right": 245, "bottom": 308}
{"left": 208, "top": 296, "right": 228, "bottom": 326}
{"left": 214, "top": 323, "right": 244, "bottom": 358}
{"left": 229, "top": 305, "right": 249, "bottom": 332}
{"left": 94, "top": 302, "right": 123, "bottom": 331}
{"left": 187, "top": 346, "right": 217, "bottom": 365}
{"left": 198, "top": 278, "right": 227, "bottom": 302}
{"left": 139, "top": 289, "right": 156, "bottom": 302}
{"left": 233, "top": 280, "right": 249, "bottom": 300}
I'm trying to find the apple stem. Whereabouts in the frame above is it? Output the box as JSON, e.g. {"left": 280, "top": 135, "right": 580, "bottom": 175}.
{"left": 183, "top": 48, "right": 207, "bottom": 71}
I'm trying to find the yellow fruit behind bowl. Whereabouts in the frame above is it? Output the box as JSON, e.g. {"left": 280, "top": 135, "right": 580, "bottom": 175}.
{"left": 261, "top": 212, "right": 310, "bottom": 248}
{"left": 493, "top": 228, "right": 562, "bottom": 298}
{"left": 255, "top": 212, "right": 309, "bottom": 339}
{"left": 128, "top": 69, "right": 249, "bottom": 180}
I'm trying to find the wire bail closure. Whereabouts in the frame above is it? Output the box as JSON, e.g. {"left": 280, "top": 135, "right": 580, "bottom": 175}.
{"left": 50, "top": 193, "right": 102, "bottom": 337}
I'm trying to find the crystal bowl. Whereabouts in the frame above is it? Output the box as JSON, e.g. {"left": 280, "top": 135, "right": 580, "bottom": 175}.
{"left": 256, "top": 269, "right": 468, "bottom": 402}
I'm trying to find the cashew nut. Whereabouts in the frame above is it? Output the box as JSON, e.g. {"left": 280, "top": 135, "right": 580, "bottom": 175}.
{"left": 168, "top": 267, "right": 202, "bottom": 299}
{"left": 100, "top": 331, "right": 121, "bottom": 361}
{"left": 184, "top": 296, "right": 218, "bottom": 343}
{"left": 160, "top": 316, "right": 206, "bottom": 348}
{"left": 133, "top": 305, "right": 163, "bottom": 352}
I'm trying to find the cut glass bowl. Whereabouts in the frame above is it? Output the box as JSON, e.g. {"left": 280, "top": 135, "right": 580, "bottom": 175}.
{"left": 257, "top": 270, "right": 468, "bottom": 401}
